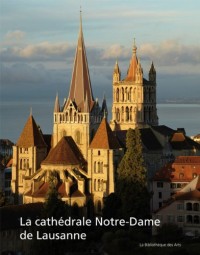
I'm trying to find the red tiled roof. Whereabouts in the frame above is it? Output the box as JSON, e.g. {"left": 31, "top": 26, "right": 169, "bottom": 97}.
{"left": 90, "top": 118, "right": 121, "bottom": 149}
{"left": 42, "top": 136, "right": 86, "bottom": 166}
{"left": 17, "top": 115, "right": 47, "bottom": 148}
{"left": 154, "top": 156, "right": 200, "bottom": 181}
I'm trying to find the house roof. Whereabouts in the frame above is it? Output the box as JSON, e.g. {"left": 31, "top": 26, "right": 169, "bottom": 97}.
{"left": 170, "top": 132, "right": 200, "bottom": 150}
{"left": 153, "top": 156, "right": 200, "bottom": 181}
{"left": 151, "top": 125, "right": 175, "bottom": 136}
{"left": 154, "top": 176, "right": 200, "bottom": 213}
{"left": 174, "top": 189, "right": 200, "bottom": 201}
{"left": 42, "top": 136, "right": 86, "bottom": 166}
{"left": 90, "top": 118, "right": 121, "bottom": 149}
{"left": 114, "top": 128, "right": 162, "bottom": 151}
{"left": 16, "top": 115, "right": 47, "bottom": 148}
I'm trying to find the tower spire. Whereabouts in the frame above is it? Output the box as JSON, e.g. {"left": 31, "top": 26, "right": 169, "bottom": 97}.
{"left": 68, "top": 11, "right": 95, "bottom": 112}
{"left": 125, "top": 38, "right": 138, "bottom": 81}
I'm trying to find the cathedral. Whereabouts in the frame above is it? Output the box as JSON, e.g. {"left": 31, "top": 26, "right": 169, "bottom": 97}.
{"left": 11, "top": 13, "right": 158, "bottom": 212}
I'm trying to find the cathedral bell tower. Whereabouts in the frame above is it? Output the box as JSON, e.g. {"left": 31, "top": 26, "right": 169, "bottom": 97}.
{"left": 110, "top": 40, "right": 158, "bottom": 131}
{"left": 53, "top": 11, "right": 102, "bottom": 160}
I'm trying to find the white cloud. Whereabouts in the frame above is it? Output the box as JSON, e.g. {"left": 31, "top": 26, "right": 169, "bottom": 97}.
{"left": 4, "top": 30, "right": 25, "bottom": 41}
{"left": 101, "top": 44, "right": 130, "bottom": 60}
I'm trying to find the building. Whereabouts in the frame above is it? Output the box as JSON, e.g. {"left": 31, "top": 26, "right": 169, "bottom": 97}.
{"left": 0, "top": 139, "right": 13, "bottom": 158}
{"left": 152, "top": 175, "right": 200, "bottom": 237}
{"left": 151, "top": 156, "right": 200, "bottom": 211}
{"left": 11, "top": 13, "right": 123, "bottom": 211}
{"left": 10, "top": 13, "right": 200, "bottom": 215}
{"left": 110, "top": 41, "right": 158, "bottom": 131}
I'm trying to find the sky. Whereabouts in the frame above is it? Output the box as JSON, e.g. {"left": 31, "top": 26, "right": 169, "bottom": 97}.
{"left": 1, "top": 0, "right": 200, "bottom": 103}
{"left": 0, "top": 0, "right": 200, "bottom": 142}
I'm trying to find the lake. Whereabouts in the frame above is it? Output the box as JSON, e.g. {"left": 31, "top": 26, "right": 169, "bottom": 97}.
{"left": 0, "top": 100, "right": 199, "bottom": 143}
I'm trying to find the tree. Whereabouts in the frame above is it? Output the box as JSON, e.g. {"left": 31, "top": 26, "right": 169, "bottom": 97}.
{"left": 116, "top": 128, "right": 150, "bottom": 219}
{"left": 42, "top": 173, "right": 69, "bottom": 218}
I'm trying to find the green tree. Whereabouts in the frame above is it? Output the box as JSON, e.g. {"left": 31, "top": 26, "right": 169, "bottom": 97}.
{"left": 116, "top": 128, "right": 150, "bottom": 219}
{"left": 42, "top": 173, "right": 69, "bottom": 218}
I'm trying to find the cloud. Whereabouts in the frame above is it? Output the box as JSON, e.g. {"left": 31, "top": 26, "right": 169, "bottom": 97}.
{"left": 101, "top": 44, "right": 130, "bottom": 60}
{"left": 1, "top": 42, "right": 75, "bottom": 62}
{"left": 5, "top": 30, "right": 25, "bottom": 41}
{"left": 139, "top": 40, "right": 200, "bottom": 66}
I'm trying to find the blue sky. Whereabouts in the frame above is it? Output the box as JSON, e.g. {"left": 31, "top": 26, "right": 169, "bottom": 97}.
{"left": 1, "top": 0, "right": 200, "bottom": 103}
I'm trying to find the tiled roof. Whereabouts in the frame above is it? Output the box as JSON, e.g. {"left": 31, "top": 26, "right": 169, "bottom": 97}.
{"left": 170, "top": 132, "right": 200, "bottom": 150}
{"left": 67, "top": 14, "right": 95, "bottom": 112}
{"left": 153, "top": 156, "right": 200, "bottom": 181}
{"left": 42, "top": 136, "right": 86, "bottom": 166}
{"left": 140, "top": 128, "right": 163, "bottom": 150}
{"left": 90, "top": 118, "right": 121, "bottom": 149}
{"left": 125, "top": 43, "right": 138, "bottom": 81}
{"left": 17, "top": 115, "right": 47, "bottom": 148}
{"left": 174, "top": 189, "right": 200, "bottom": 201}
{"left": 151, "top": 125, "right": 175, "bottom": 136}
{"left": 114, "top": 128, "right": 162, "bottom": 150}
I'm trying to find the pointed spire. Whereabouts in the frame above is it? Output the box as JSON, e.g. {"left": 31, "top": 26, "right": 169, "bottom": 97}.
{"left": 126, "top": 38, "right": 138, "bottom": 81}
{"left": 149, "top": 61, "right": 156, "bottom": 82}
{"left": 101, "top": 93, "right": 108, "bottom": 118}
{"left": 30, "top": 107, "right": 32, "bottom": 116}
{"left": 54, "top": 93, "right": 60, "bottom": 113}
{"left": 132, "top": 38, "right": 137, "bottom": 55}
{"left": 113, "top": 60, "right": 120, "bottom": 74}
{"left": 68, "top": 11, "right": 95, "bottom": 112}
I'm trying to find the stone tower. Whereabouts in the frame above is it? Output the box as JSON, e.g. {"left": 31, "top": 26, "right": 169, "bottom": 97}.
{"left": 53, "top": 12, "right": 102, "bottom": 160}
{"left": 11, "top": 115, "right": 47, "bottom": 204}
{"left": 110, "top": 40, "right": 158, "bottom": 130}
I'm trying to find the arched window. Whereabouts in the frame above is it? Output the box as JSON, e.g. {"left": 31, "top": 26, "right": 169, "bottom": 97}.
{"left": 193, "top": 203, "right": 199, "bottom": 211}
{"left": 116, "top": 108, "right": 120, "bottom": 122}
{"left": 101, "top": 179, "right": 104, "bottom": 191}
{"left": 121, "top": 87, "right": 124, "bottom": 101}
{"left": 69, "top": 108, "right": 72, "bottom": 121}
{"left": 100, "top": 162, "right": 103, "bottom": 173}
{"left": 194, "top": 215, "right": 200, "bottom": 224}
{"left": 98, "top": 162, "right": 100, "bottom": 173}
{"left": 129, "top": 87, "right": 132, "bottom": 101}
{"left": 125, "top": 87, "right": 128, "bottom": 101}
{"left": 94, "top": 162, "right": 96, "bottom": 173}
{"left": 20, "top": 159, "right": 22, "bottom": 169}
{"left": 98, "top": 179, "right": 101, "bottom": 191}
{"left": 125, "top": 107, "right": 129, "bottom": 121}
{"left": 130, "top": 107, "right": 132, "bottom": 121}
{"left": 116, "top": 88, "right": 119, "bottom": 102}
{"left": 121, "top": 107, "right": 124, "bottom": 122}
{"left": 186, "top": 215, "right": 193, "bottom": 223}
{"left": 186, "top": 202, "right": 192, "bottom": 211}
{"left": 94, "top": 179, "right": 96, "bottom": 191}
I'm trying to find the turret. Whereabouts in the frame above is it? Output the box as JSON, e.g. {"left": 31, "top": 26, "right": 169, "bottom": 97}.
{"left": 54, "top": 93, "right": 60, "bottom": 113}
{"left": 149, "top": 62, "right": 156, "bottom": 82}
{"left": 113, "top": 61, "right": 121, "bottom": 83}
{"left": 135, "top": 58, "right": 143, "bottom": 83}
